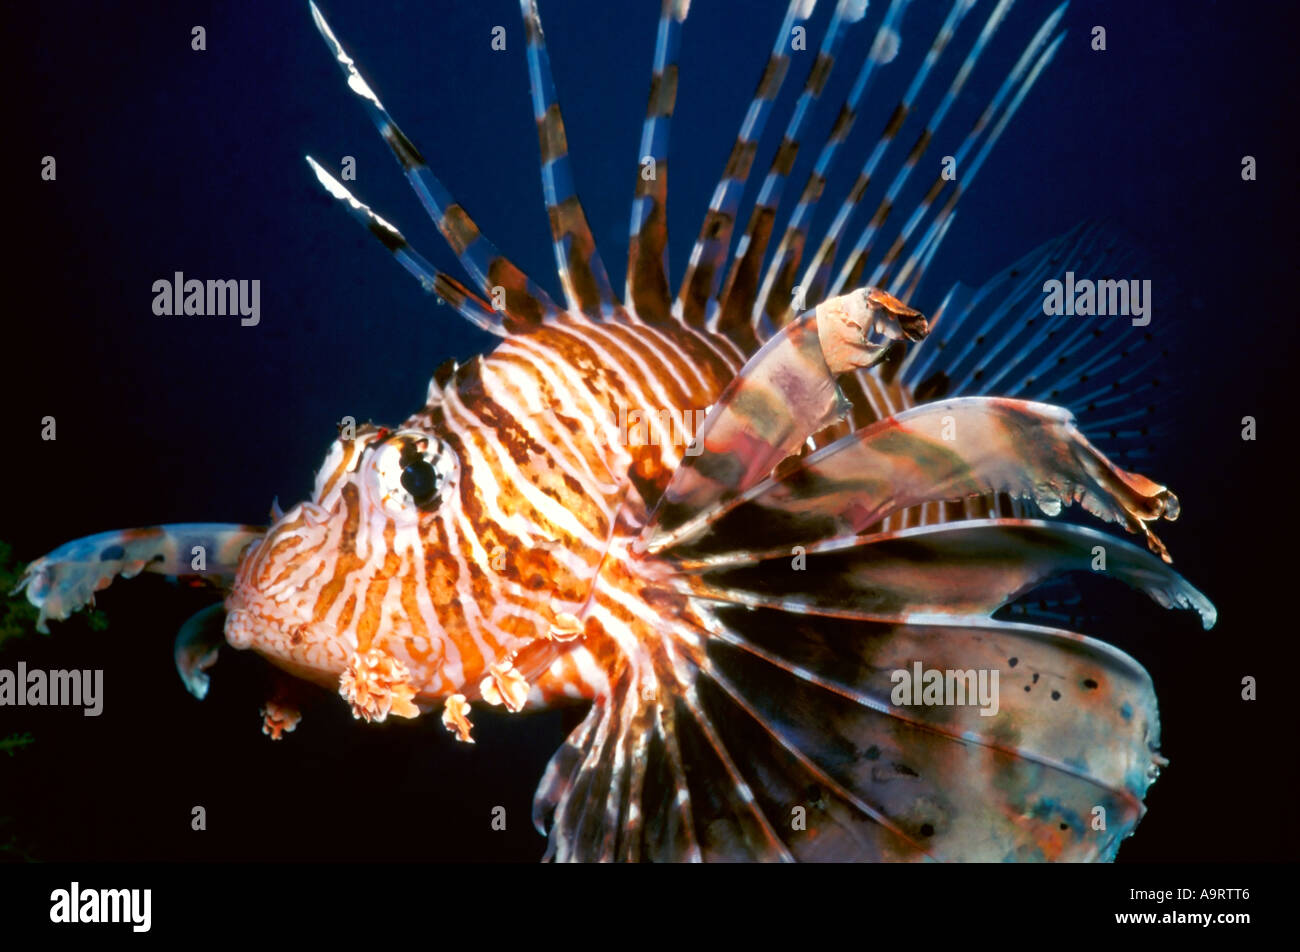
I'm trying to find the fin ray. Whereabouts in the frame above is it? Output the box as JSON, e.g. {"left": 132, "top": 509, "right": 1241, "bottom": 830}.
{"left": 521, "top": 0, "right": 616, "bottom": 318}
{"left": 309, "top": 1, "right": 560, "bottom": 325}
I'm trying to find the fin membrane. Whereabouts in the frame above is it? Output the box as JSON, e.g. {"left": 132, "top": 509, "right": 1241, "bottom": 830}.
{"left": 535, "top": 604, "right": 1172, "bottom": 861}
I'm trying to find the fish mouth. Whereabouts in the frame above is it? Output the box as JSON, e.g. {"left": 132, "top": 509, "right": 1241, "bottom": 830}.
{"left": 222, "top": 586, "right": 305, "bottom": 651}
{"left": 222, "top": 595, "right": 272, "bottom": 651}
{"left": 222, "top": 587, "right": 349, "bottom": 689}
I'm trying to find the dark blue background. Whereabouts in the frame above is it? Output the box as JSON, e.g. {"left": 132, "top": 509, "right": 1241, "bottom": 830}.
{"left": 1, "top": 0, "right": 1294, "bottom": 862}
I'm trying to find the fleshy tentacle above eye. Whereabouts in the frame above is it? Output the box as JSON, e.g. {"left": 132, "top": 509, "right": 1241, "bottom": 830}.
{"left": 13, "top": 524, "right": 264, "bottom": 633}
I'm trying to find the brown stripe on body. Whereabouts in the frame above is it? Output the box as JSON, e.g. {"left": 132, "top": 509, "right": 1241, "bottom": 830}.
{"left": 356, "top": 520, "right": 402, "bottom": 652}
{"left": 420, "top": 511, "right": 486, "bottom": 684}
{"left": 531, "top": 324, "right": 640, "bottom": 418}
{"left": 256, "top": 536, "right": 302, "bottom": 588}
{"left": 337, "top": 592, "right": 357, "bottom": 633}
{"left": 455, "top": 369, "right": 551, "bottom": 466}
{"left": 312, "top": 483, "right": 365, "bottom": 624}
{"left": 486, "top": 350, "right": 621, "bottom": 485}
{"left": 467, "top": 395, "right": 609, "bottom": 553}
{"left": 399, "top": 572, "right": 436, "bottom": 664}
{"left": 556, "top": 316, "right": 737, "bottom": 407}
{"left": 596, "top": 323, "right": 700, "bottom": 412}
{"left": 438, "top": 404, "right": 598, "bottom": 603}
{"left": 535, "top": 323, "right": 713, "bottom": 492}
{"left": 413, "top": 317, "right": 743, "bottom": 697}
{"left": 653, "top": 320, "right": 743, "bottom": 384}
{"left": 268, "top": 551, "right": 325, "bottom": 593}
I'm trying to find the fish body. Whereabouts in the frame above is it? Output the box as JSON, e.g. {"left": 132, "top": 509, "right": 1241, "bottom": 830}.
{"left": 14, "top": 0, "right": 1217, "bottom": 862}
{"left": 223, "top": 316, "right": 739, "bottom": 717}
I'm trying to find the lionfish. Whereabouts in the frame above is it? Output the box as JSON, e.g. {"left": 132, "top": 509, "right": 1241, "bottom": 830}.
{"left": 16, "top": 0, "right": 1215, "bottom": 862}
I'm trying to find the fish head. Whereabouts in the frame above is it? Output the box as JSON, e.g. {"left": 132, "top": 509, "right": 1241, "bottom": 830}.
{"left": 223, "top": 422, "right": 463, "bottom": 704}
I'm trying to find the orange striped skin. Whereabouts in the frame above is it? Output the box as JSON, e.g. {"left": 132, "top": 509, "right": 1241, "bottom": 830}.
{"left": 223, "top": 316, "right": 741, "bottom": 727}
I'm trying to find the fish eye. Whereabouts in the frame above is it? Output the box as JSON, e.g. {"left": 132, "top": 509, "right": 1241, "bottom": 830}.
{"left": 364, "top": 430, "right": 457, "bottom": 522}
{"left": 399, "top": 455, "right": 439, "bottom": 506}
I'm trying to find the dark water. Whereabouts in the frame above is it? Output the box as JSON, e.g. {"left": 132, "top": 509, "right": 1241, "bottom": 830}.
{"left": 1, "top": 0, "right": 1294, "bottom": 861}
